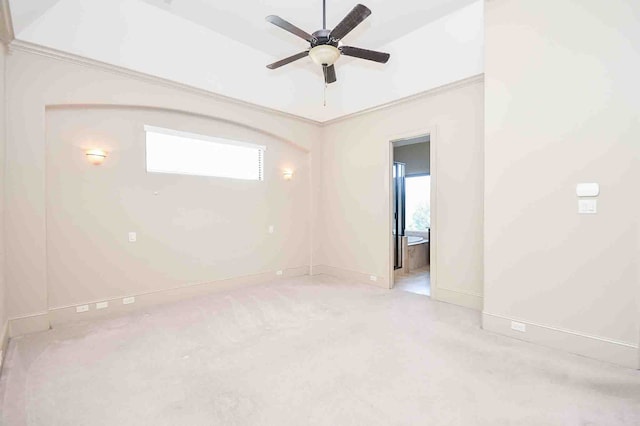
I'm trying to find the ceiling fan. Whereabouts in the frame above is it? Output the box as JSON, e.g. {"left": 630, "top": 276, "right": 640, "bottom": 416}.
{"left": 265, "top": 1, "right": 390, "bottom": 84}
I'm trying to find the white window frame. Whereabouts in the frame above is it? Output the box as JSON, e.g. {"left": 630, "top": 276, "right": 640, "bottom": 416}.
{"left": 144, "top": 125, "right": 266, "bottom": 181}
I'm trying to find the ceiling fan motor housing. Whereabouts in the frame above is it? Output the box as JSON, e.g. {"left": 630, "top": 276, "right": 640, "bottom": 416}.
{"left": 311, "top": 29, "right": 338, "bottom": 47}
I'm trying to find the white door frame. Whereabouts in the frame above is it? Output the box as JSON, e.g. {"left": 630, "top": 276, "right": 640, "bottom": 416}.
{"left": 387, "top": 126, "right": 438, "bottom": 299}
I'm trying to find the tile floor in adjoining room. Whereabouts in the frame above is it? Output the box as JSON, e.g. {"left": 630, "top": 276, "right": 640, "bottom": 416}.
{"left": 1, "top": 274, "right": 639, "bottom": 425}
{"left": 394, "top": 266, "right": 430, "bottom": 296}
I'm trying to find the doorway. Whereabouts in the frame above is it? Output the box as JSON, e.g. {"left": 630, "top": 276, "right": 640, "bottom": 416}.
{"left": 390, "top": 134, "right": 432, "bottom": 296}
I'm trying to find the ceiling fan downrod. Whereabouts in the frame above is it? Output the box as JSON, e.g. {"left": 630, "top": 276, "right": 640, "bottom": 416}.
{"left": 323, "top": 0, "right": 326, "bottom": 29}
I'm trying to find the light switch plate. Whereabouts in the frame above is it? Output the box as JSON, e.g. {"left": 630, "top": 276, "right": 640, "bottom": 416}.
{"left": 576, "top": 183, "right": 600, "bottom": 197}
{"left": 268, "top": 225, "right": 274, "bottom": 234}
{"left": 578, "top": 199, "right": 597, "bottom": 214}
{"left": 128, "top": 232, "right": 137, "bottom": 242}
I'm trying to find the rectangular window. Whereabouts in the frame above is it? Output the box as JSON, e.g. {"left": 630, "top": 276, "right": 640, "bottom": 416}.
{"left": 145, "top": 125, "right": 265, "bottom": 181}
{"left": 405, "top": 175, "right": 431, "bottom": 231}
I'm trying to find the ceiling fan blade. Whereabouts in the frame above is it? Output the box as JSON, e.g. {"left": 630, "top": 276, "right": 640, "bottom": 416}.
{"left": 323, "top": 65, "right": 337, "bottom": 84}
{"left": 266, "top": 51, "right": 309, "bottom": 69}
{"left": 266, "top": 15, "right": 313, "bottom": 42}
{"left": 341, "top": 46, "right": 390, "bottom": 63}
{"left": 329, "top": 4, "right": 371, "bottom": 41}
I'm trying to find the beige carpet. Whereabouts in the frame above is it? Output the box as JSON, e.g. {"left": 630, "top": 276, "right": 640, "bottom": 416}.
{"left": 1, "top": 274, "right": 639, "bottom": 425}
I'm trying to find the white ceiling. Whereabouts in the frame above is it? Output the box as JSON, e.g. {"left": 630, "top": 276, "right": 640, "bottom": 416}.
{"left": 9, "top": 0, "right": 483, "bottom": 122}
{"left": 139, "top": 0, "right": 479, "bottom": 58}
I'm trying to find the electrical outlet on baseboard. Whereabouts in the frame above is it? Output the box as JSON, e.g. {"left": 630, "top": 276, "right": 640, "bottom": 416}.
{"left": 276, "top": 270, "right": 283, "bottom": 276}
{"left": 96, "top": 301, "right": 109, "bottom": 310}
{"left": 122, "top": 296, "right": 136, "bottom": 305}
{"left": 76, "top": 305, "right": 89, "bottom": 313}
{"left": 369, "top": 275, "right": 377, "bottom": 282}
{"left": 511, "top": 321, "right": 526, "bottom": 332}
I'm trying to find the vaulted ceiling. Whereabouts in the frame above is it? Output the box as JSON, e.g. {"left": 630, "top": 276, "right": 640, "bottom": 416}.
{"left": 8, "top": 0, "right": 483, "bottom": 122}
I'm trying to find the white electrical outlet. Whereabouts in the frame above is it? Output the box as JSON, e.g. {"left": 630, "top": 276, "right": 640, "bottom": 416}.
{"left": 511, "top": 321, "right": 526, "bottom": 332}
{"left": 128, "top": 232, "right": 137, "bottom": 242}
{"left": 268, "top": 225, "right": 274, "bottom": 234}
{"left": 276, "top": 270, "right": 283, "bottom": 276}
{"left": 76, "top": 304, "right": 89, "bottom": 313}
{"left": 578, "top": 199, "right": 597, "bottom": 214}
{"left": 122, "top": 296, "right": 136, "bottom": 305}
{"left": 96, "top": 301, "right": 109, "bottom": 310}
{"left": 369, "top": 275, "right": 377, "bottom": 282}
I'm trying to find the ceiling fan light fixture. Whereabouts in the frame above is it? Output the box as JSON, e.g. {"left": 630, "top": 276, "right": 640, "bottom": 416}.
{"left": 309, "top": 45, "right": 340, "bottom": 66}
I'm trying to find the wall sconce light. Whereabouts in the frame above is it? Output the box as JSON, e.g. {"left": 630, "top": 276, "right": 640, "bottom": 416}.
{"left": 86, "top": 149, "right": 107, "bottom": 165}
{"left": 283, "top": 169, "right": 294, "bottom": 180}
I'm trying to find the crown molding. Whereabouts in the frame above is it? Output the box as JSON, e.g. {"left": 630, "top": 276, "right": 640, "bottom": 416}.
{"left": 9, "top": 39, "right": 484, "bottom": 127}
{"left": 0, "top": 0, "right": 14, "bottom": 44}
{"left": 8, "top": 39, "right": 323, "bottom": 126}
{"left": 321, "top": 73, "right": 484, "bottom": 126}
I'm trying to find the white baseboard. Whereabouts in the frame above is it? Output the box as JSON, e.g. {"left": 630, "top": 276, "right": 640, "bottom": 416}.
{"left": 313, "top": 265, "right": 483, "bottom": 311}
{"left": 8, "top": 267, "right": 310, "bottom": 337}
{"left": 9, "top": 313, "right": 50, "bottom": 337}
{"left": 482, "top": 312, "right": 639, "bottom": 369}
{"left": 282, "top": 265, "right": 310, "bottom": 278}
{"left": 434, "top": 287, "right": 483, "bottom": 310}
{"left": 311, "top": 264, "right": 389, "bottom": 289}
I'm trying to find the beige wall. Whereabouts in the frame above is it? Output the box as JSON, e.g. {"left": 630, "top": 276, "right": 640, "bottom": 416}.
{"left": 393, "top": 142, "right": 430, "bottom": 176}
{"left": 5, "top": 47, "right": 321, "bottom": 326}
{"left": 316, "top": 78, "right": 484, "bottom": 308}
{"left": 483, "top": 0, "right": 640, "bottom": 367}
{"left": 46, "top": 107, "right": 310, "bottom": 308}
{"left": 4, "top": 47, "right": 483, "bottom": 331}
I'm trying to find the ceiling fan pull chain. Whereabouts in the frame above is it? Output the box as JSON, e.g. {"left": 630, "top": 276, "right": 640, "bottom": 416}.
{"left": 323, "top": 82, "right": 327, "bottom": 107}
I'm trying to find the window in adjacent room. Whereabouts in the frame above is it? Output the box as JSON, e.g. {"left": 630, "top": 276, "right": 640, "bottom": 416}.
{"left": 145, "top": 125, "right": 265, "bottom": 181}
{"left": 405, "top": 175, "right": 431, "bottom": 231}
